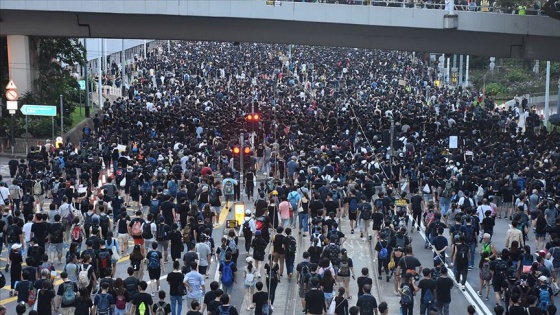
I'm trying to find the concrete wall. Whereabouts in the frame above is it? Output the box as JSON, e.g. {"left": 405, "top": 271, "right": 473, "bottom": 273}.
{"left": 6, "top": 35, "right": 37, "bottom": 94}
{"left": 0, "top": 1, "right": 559, "bottom": 59}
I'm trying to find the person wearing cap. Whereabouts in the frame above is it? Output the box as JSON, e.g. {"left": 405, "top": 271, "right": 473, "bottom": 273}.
{"left": 8, "top": 243, "right": 22, "bottom": 296}
{"left": 239, "top": 209, "right": 256, "bottom": 254}
{"left": 243, "top": 257, "right": 257, "bottom": 310}
{"left": 537, "top": 275, "right": 554, "bottom": 310}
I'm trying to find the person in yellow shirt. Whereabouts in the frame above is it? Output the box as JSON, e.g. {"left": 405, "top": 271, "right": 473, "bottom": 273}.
{"left": 481, "top": 0, "right": 490, "bottom": 12}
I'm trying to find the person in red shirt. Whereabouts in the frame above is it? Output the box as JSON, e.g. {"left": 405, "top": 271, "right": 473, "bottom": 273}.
{"left": 201, "top": 163, "right": 213, "bottom": 179}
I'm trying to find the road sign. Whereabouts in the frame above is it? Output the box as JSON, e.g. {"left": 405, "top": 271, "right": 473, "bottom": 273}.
{"left": 5, "top": 80, "right": 17, "bottom": 90}
{"left": 5, "top": 90, "right": 18, "bottom": 101}
{"left": 20, "top": 104, "right": 57, "bottom": 116}
{"left": 78, "top": 80, "right": 86, "bottom": 91}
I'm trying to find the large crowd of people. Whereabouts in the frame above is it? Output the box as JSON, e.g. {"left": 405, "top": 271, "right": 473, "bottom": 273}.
{"left": 1, "top": 40, "right": 560, "bottom": 315}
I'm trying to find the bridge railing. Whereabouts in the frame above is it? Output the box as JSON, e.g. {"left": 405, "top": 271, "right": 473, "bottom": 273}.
{"left": 266, "top": 0, "right": 546, "bottom": 15}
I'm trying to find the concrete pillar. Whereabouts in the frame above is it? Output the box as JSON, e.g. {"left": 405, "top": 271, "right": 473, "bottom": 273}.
{"left": 7, "top": 35, "right": 34, "bottom": 94}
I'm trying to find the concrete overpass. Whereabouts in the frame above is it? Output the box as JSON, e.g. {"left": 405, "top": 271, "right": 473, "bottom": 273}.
{"left": 1, "top": 0, "right": 559, "bottom": 91}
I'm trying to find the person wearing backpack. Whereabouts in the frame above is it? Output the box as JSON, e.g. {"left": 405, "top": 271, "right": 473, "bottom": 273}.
{"left": 124, "top": 266, "right": 140, "bottom": 304}
{"left": 219, "top": 252, "right": 237, "bottom": 295}
{"left": 239, "top": 210, "right": 256, "bottom": 254}
{"left": 92, "top": 281, "right": 114, "bottom": 315}
{"left": 56, "top": 271, "right": 78, "bottom": 315}
{"left": 98, "top": 206, "right": 111, "bottom": 240}
{"left": 33, "top": 178, "right": 45, "bottom": 209}
{"left": 48, "top": 214, "right": 65, "bottom": 265}
{"left": 375, "top": 235, "right": 392, "bottom": 283}
{"left": 283, "top": 228, "right": 298, "bottom": 281}
{"left": 271, "top": 226, "right": 286, "bottom": 278}
{"left": 296, "top": 252, "right": 313, "bottom": 310}
{"left": 112, "top": 278, "right": 130, "bottom": 315}
{"left": 451, "top": 235, "right": 470, "bottom": 291}
{"left": 217, "top": 294, "right": 239, "bottom": 315}
{"left": 337, "top": 249, "right": 355, "bottom": 300}
{"left": 417, "top": 268, "right": 436, "bottom": 315}
{"left": 155, "top": 216, "right": 171, "bottom": 262}
{"left": 147, "top": 242, "right": 165, "bottom": 297}
{"left": 222, "top": 174, "right": 237, "bottom": 212}
{"left": 358, "top": 196, "right": 373, "bottom": 240}
{"left": 347, "top": 191, "right": 359, "bottom": 234}
{"left": 460, "top": 216, "right": 478, "bottom": 270}
{"left": 97, "top": 241, "right": 113, "bottom": 279}
{"left": 537, "top": 276, "right": 554, "bottom": 312}
{"left": 143, "top": 213, "right": 157, "bottom": 253}
{"left": 400, "top": 273, "right": 419, "bottom": 315}
{"left": 152, "top": 290, "right": 171, "bottom": 315}
{"left": 129, "top": 211, "right": 146, "bottom": 254}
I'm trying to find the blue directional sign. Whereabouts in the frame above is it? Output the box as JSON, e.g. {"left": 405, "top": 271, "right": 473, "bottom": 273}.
{"left": 20, "top": 104, "right": 57, "bottom": 116}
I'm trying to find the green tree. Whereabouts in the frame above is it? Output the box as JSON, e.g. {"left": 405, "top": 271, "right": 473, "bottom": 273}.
{"left": 17, "top": 38, "right": 86, "bottom": 138}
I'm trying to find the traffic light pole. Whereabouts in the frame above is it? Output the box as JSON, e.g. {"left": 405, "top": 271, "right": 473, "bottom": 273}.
{"left": 240, "top": 133, "right": 244, "bottom": 183}
{"left": 251, "top": 103, "right": 255, "bottom": 149}
{"left": 389, "top": 117, "right": 395, "bottom": 159}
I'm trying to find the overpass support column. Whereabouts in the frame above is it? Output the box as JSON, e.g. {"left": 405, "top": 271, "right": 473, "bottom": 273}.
{"left": 7, "top": 35, "right": 35, "bottom": 94}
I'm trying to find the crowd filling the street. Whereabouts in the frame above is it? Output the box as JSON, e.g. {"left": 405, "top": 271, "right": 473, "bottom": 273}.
{"left": 0, "top": 40, "right": 559, "bottom": 315}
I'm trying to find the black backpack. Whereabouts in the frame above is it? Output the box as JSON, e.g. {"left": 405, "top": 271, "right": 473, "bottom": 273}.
{"left": 285, "top": 236, "right": 297, "bottom": 255}
{"left": 7, "top": 225, "right": 18, "bottom": 243}
{"left": 156, "top": 224, "right": 169, "bottom": 241}
{"left": 242, "top": 219, "right": 252, "bottom": 235}
{"left": 99, "top": 215, "right": 110, "bottom": 231}
{"left": 456, "top": 244, "right": 469, "bottom": 260}
{"left": 142, "top": 222, "right": 153, "bottom": 239}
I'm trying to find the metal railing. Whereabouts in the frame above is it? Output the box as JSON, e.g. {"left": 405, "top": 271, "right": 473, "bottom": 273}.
{"left": 266, "top": 0, "right": 547, "bottom": 15}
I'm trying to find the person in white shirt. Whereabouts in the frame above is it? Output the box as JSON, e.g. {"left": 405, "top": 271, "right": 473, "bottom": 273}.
{"left": 239, "top": 210, "right": 256, "bottom": 254}
{"left": 476, "top": 199, "right": 493, "bottom": 221}
{"left": 23, "top": 215, "right": 33, "bottom": 245}
{"left": 0, "top": 183, "right": 9, "bottom": 207}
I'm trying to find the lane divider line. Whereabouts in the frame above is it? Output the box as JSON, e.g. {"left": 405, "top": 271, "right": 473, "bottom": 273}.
{"left": 410, "top": 216, "right": 492, "bottom": 315}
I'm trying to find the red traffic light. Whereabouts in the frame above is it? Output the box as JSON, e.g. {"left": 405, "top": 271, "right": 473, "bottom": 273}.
{"left": 232, "top": 146, "right": 240, "bottom": 155}
{"left": 243, "top": 146, "right": 251, "bottom": 155}
{"left": 253, "top": 114, "right": 260, "bottom": 121}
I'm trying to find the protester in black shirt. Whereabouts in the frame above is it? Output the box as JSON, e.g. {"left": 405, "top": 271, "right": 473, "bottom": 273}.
{"left": 356, "top": 284, "right": 378, "bottom": 315}
{"left": 252, "top": 281, "right": 270, "bottom": 315}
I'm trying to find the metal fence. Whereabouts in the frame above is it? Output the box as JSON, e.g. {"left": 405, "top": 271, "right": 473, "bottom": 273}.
{"left": 267, "top": 0, "right": 546, "bottom": 15}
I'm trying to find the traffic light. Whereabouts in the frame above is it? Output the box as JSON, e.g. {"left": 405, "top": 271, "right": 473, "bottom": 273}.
{"left": 246, "top": 113, "right": 260, "bottom": 123}
{"left": 232, "top": 146, "right": 240, "bottom": 156}
{"left": 243, "top": 145, "right": 252, "bottom": 156}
